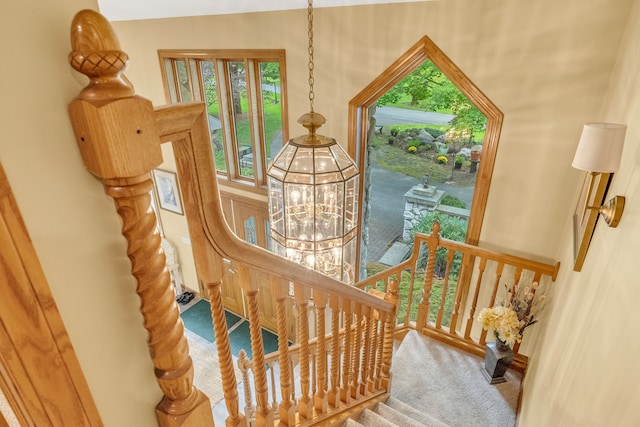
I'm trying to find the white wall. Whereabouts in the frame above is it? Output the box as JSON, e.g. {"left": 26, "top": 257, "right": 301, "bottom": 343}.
{"left": 0, "top": 1, "right": 160, "bottom": 425}
{"left": 520, "top": 1, "right": 640, "bottom": 425}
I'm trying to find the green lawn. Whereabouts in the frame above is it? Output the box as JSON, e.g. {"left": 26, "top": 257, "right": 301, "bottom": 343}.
{"left": 208, "top": 92, "right": 282, "bottom": 175}
{"left": 366, "top": 263, "right": 458, "bottom": 327}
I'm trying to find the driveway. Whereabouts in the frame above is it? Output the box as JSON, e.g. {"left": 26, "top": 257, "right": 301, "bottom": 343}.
{"left": 366, "top": 164, "right": 474, "bottom": 263}
{"left": 374, "top": 105, "right": 455, "bottom": 127}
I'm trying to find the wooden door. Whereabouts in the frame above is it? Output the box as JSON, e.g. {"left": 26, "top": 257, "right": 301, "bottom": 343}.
{"left": 220, "top": 192, "right": 283, "bottom": 333}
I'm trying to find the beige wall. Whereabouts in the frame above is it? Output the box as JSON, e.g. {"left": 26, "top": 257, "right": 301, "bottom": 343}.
{"left": 112, "top": 1, "right": 640, "bottom": 424}
{"left": 520, "top": 1, "right": 640, "bottom": 425}
{"left": 3, "top": 0, "right": 639, "bottom": 425}
{"left": 0, "top": 1, "right": 160, "bottom": 425}
{"left": 112, "top": 0, "right": 632, "bottom": 292}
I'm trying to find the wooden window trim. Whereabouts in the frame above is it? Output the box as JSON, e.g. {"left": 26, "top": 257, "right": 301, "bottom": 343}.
{"left": 158, "top": 49, "right": 289, "bottom": 194}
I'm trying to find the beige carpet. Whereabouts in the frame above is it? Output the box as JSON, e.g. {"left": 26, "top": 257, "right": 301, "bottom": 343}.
{"left": 390, "top": 330, "right": 522, "bottom": 427}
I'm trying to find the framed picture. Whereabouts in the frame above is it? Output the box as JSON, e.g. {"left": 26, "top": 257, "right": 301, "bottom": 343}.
{"left": 153, "top": 169, "right": 183, "bottom": 215}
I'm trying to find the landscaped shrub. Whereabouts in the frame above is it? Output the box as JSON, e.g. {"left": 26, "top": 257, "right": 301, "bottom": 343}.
{"left": 408, "top": 146, "right": 417, "bottom": 153}
{"left": 406, "top": 211, "right": 468, "bottom": 278}
{"left": 424, "top": 127, "right": 445, "bottom": 138}
{"left": 437, "top": 155, "right": 448, "bottom": 164}
{"left": 440, "top": 195, "right": 466, "bottom": 209}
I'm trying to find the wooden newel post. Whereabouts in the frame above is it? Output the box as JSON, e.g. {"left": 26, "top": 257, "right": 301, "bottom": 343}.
{"left": 67, "top": 10, "right": 213, "bottom": 427}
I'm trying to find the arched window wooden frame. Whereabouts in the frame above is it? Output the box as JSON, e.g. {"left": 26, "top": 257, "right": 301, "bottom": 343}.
{"left": 348, "top": 36, "right": 503, "bottom": 276}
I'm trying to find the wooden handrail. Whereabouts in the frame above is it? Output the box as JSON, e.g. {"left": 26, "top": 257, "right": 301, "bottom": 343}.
{"left": 355, "top": 222, "right": 560, "bottom": 371}
{"left": 154, "top": 102, "right": 394, "bottom": 315}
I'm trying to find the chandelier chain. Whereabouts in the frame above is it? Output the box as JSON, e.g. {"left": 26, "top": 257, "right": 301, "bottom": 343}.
{"left": 307, "top": 0, "right": 315, "bottom": 113}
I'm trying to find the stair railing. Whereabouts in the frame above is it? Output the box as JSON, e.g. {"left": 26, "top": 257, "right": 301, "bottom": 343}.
{"left": 357, "top": 222, "right": 560, "bottom": 370}
{"left": 67, "top": 10, "right": 396, "bottom": 427}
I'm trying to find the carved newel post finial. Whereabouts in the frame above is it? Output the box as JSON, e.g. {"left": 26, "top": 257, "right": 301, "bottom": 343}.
{"left": 69, "top": 9, "right": 133, "bottom": 101}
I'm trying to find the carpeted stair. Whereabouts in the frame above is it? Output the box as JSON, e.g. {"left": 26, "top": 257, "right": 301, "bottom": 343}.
{"left": 342, "top": 330, "right": 521, "bottom": 427}
{"left": 342, "top": 396, "right": 449, "bottom": 427}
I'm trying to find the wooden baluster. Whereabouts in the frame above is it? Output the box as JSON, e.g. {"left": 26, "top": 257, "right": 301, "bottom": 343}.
{"left": 350, "top": 304, "right": 363, "bottom": 399}
{"left": 436, "top": 249, "right": 455, "bottom": 329}
{"left": 367, "top": 316, "right": 379, "bottom": 392}
{"left": 374, "top": 317, "right": 386, "bottom": 390}
{"left": 207, "top": 281, "right": 246, "bottom": 427}
{"left": 510, "top": 267, "right": 524, "bottom": 304}
{"left": 479, "top": 262, "right": 504, "bottom": 345}
{"left": 449, "top": 260, "right": 468, "bottom": 335}
{"left": 417, "top": 222, "right": 441, "bottom": 329}
{"left": 313, "top": 290, "right": 328, "bottom": 413}
{"left": 293, "top": 284, "right": 312, "bottom": 420}
{"left": 67, "top": 10, "right": 212, "bottom": 426}
{"left": 380, "top": 280, "right": 398, "bottom": 390}
{"left": 240, "top": 267, "right": 274, "bottom": 427}
{"left": 380, "top": 311, "right": 396, "bottom": 390}
{"left": 328, "top": 295, "right": 341, "bottom": 407}
{"left": 403, "top": 267, "right": 417, "bottom": 327}
{"left": 271, "top": 277, "right": 294, "bottom": 426}
{"left": 269, "top": 362, "right": 277, "bottom": 411}
{"left": 311, "top": 351, "right": 317, "bottom": 398}
{"left": 340, "top": 301, "right": 353, "bottom": 403}
{"left": 238, "top": 350, "right": 256, "bottom": 426}
{"left": 464, "top": 257, "right": 487, "bottom": 340}
{"left": 359, "top": 306, "right": 373, "bottom": 396}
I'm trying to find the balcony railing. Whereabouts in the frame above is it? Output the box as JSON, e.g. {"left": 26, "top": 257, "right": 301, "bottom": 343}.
{"left": 66, "top": 9, "right": 559, "bottom": 426}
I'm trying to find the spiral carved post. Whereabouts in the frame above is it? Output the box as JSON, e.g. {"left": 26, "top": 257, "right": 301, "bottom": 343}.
{"left": 294, "top": 284, "right": 312, "bottom": 420}
{"left": 237, "top": 351, "right": 256, "bottom": 426}
{"left": 416, "top": 222, "right": 441, "bottom": 330}
{"left": 206, "top": 281, "right": 245, "bottom": 427}
{"left": 67, "top": 10, "right": 212, "bottom": 426}
{"left": 340, "top": 301, "right": 353, "bottom": 404}
{"left": 359, "top": 306, "right": 372, "bottom": 396}
{"left": 313, "top": 290, "right": 328, "bottom": 413}
{"left": 271, "top": 277, "right": 295, "bottom": 426}
{"left": 328, "top": 295, "right": 341, "bottom": 408}
{"left": 239, "top": 267, "right": 273, "bottom": 427}
{"left": 350, "top": 304, "right": 363, "bottom": 399}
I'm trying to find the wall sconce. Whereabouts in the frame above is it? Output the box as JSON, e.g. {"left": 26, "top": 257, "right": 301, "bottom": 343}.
{"left": 572, "top": 122, "right": 626, "bottom": 271}
{"left": 572, "top": 122, "right": 626, "bottom": 226}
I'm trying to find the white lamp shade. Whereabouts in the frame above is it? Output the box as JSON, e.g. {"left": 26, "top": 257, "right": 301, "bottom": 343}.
{"left": 572, "top": 123, "right": 626, "bottom": 172}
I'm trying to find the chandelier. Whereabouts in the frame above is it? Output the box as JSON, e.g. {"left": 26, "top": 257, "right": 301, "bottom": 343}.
{"left": 267, "top": 0, "right": 359, "bottom": 284}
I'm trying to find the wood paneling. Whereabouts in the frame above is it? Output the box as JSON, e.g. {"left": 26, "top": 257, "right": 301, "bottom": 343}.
{"left": 0, "top": 163, "right": 103, "bottom": 426}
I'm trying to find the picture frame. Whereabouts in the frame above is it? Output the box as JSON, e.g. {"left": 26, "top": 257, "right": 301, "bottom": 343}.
{"left": 572, "top": 172, "right": 612, "bottom": 271}
{"left": 153, "top": 169, "right": 183, "bottom": 215}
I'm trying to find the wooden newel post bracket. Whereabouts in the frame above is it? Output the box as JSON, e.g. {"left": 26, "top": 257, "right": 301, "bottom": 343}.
{"left": 67, "top": 10, "right": 213, "bottom": 427}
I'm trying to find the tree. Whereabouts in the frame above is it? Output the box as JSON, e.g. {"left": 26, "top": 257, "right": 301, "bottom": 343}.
{"left": 260, "top": 62, "right": 280, "bottom": 104}
{"left": 379, "top": 61, "right": 443, "bottom": 106}
{"left": 229, "top": 62, "right": 245, "bottom": 116}
{"left": 428, "top": 80, "right": 486, "bottom": 143}
{"left": 201, "top": 61, "right": 218, "bottom": 112}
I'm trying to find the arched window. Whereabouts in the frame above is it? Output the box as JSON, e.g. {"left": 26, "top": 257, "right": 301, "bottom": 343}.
{"left": 348, "top": 36, "right": 503, "bottom": 277}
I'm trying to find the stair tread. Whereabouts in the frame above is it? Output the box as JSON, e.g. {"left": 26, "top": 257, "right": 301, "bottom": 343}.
{"left": 359, "top": 408, "right": 399, "bottom": 427}
{"left": 375, "top": 402, "right": 428, "bottom": 427}
{"left": 386, "top": 396, "right": 449, "bottom": 427}
{"left": 343, "top": 418, "right": 366, "bottom": 427}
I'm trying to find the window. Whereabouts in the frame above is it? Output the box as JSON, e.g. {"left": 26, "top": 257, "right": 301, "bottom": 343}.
{"left": 159, "top": 50, "right": 288, "bottom": 192}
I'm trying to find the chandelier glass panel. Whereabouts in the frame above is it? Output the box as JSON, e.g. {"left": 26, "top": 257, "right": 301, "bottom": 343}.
{"left": 267, "top": 0, "right": 359, "bottom": 284}
{"left": 267, "top": 129, "right": 359, "bottom": 284}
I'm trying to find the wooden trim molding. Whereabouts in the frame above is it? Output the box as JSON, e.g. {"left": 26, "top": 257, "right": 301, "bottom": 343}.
{"left": 0, "top": 163, "right": 103, "bottom": 426}
{"left": 348, "top": 35, "right": 504, "bottom": 275}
